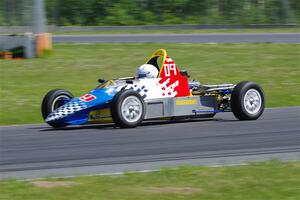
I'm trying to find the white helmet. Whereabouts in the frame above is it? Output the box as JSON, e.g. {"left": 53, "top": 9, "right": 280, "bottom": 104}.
{"left": 136, "top": 64, "right": 158, "bottom": 79}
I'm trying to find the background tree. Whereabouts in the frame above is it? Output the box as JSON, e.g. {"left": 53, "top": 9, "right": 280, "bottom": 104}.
{"left": 0, "top": 0, "right": 299, "bottom": 26}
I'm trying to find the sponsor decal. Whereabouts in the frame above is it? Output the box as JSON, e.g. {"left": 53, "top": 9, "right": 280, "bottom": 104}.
{"left": 176, "top": 99, "right": 198, "bottom": 105}
{"left": 80, "top": 94, "right": 96, "bottom": 102}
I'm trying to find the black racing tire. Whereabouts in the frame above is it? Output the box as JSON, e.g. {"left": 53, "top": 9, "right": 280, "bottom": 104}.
{"left": 231, "top": 81, "right": 265, "bottom": 120}
{"left": 41, "top": 89, "right": 74, "bottom": 127}
{"left": 111, "top": 90, "right": 146, "bottom": 128}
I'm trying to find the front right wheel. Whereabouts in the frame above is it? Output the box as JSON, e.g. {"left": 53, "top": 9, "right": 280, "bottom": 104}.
{"left": 231, "top": 81, "right": 265, "bottom": 120}
{"left": 111, "top": 90, "right": 146, "bottom": 128}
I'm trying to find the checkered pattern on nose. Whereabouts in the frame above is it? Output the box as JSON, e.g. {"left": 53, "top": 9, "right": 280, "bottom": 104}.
{"left": 46, "top": 100, "right": 88, "bottom": 122}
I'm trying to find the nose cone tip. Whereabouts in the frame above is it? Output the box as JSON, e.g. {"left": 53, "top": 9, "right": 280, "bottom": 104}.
{"left": 45, "top": 108, "right": 68, "bottom": 122}
{"left": 45, "top": 114, "right": 60, "bottom": 123}
{"left": 45, "top": 99, "right": 89, "bottom": 123}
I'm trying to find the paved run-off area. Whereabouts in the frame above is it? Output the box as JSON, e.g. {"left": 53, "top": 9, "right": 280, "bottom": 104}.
{"left": 52, "top": 33, "right": 300, "bottom": 43}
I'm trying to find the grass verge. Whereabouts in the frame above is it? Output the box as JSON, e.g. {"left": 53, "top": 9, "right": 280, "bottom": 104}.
{"left": 0, "top": 160, "right": 300, "bottom": 200}
{"left": 0, "top": 43, "right": 299, "bottom": 125}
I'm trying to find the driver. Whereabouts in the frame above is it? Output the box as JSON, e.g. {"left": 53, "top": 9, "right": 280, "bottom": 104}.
{"left": 136, "top": 64, "right": 158, "bottom": 79}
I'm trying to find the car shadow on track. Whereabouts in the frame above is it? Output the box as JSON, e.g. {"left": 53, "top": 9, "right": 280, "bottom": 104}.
{"left": 37, "top": 117, "right": 237, "bottom": 132}
{"left": 37, "top": 123, "right": 115, "bottom": 131}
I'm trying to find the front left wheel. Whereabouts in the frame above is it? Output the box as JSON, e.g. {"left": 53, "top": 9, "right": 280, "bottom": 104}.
{"left": 111, "top": 90, "right": 146, "bottom": 128}
{"left": 41, "top": 89, "right": 74, "bottom": 127}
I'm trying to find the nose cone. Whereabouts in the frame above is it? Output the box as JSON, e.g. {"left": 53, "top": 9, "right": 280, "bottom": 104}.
{"left": 45, "top": 99, "right": 88, "bottom": 122}
{"left": 45, "top": 88, "right": 116, "bottom": 123}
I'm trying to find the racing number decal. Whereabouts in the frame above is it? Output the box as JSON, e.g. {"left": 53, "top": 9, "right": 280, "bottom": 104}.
{"left": 164, "top": 64, "right": 177, "bottom": 77}
{"left": 80, "top": 94, "right": 96, "bottom": 102}
{"left": 159, "top": 55, "right": 190, "bottom": 97}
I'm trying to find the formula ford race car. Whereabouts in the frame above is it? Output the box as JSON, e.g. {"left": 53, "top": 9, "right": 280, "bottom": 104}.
{"left": 42, "top": 49, "right": 265, "bottom": 128}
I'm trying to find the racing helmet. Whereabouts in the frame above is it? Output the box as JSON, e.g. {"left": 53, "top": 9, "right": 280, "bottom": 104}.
{"left": 136, "top": 64, "right": 158, "bottom": 79}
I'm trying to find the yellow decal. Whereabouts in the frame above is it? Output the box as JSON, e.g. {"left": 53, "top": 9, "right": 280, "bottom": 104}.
{"left": 89, "top": 108, "right": 112, "bottom": 123}
{"left": 176, "top": 99, "right": 198, "bottom": 105}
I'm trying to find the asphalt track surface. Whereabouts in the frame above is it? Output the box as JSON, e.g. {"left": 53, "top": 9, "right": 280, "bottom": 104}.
{"left": 52, "top": 33, "right": 300, "bottom": 43}
{"left": 0, "top": 107, "right": 299, "bottom": 179}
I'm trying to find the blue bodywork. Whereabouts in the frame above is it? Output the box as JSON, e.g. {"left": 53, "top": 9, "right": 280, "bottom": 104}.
{"left": 46, "top": 86, "right": 119, "bottom": 125}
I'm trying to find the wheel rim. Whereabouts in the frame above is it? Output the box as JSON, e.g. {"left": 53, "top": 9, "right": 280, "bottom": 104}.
{"left": 243, "top": 89, "right": 262, "bottom": 115}
{"left": 51, "top": 95, "right": 71, "bottom": 112}
{"left": 121, "top": 96, "right": 143, "bottom": 123}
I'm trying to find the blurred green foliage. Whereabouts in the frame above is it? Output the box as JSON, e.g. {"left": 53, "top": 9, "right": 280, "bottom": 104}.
{"left": 0, "top": 0, "right": 299, "bottom": 26}
{"left": 45, "top": 0, "right": 300, "bottom": 25}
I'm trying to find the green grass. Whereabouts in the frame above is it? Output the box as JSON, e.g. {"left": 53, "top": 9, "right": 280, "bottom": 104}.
{"left": 52, "top": 27, "right": 300, "bottom": 35}
{"left": 0, "top": 43, "right": 299, "bottom": 125}
{"left": 1, "top": 160, "right": 300, "bottom": 200}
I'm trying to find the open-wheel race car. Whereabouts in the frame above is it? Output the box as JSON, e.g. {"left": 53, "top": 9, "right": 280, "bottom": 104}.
{"left": 42, "top": 49, "right": 265, "bottom": 128}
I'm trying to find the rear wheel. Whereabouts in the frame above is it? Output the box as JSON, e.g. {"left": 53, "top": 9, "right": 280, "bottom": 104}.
{"left": 41, "top": 89, "right": 73, "bottom": 127}
{"left": 111, "top": 90, "right": 146, "bottom": 128}
{"left": 231, "top": 81, "right": 265, "bottom": 120}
